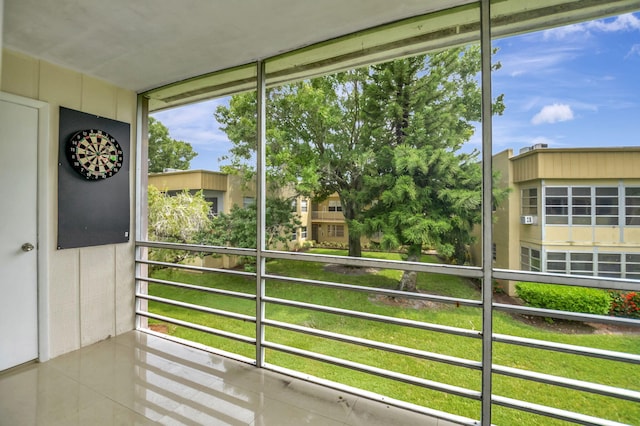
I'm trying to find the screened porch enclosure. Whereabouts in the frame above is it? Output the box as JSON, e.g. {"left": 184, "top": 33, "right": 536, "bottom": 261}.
{"left": 137, "top": 1, "right": 640, "bottom": 425}
{"left": 1, "top": 0, "right": 639, "bottom": 425}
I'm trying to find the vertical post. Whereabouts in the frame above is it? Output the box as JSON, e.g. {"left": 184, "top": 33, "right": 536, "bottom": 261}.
{"left": 256, "top": 61, "right": 267, "bottom": 367}
{"left": 135, "top": 95, "right": 150, "bottom": 330}
{"left": 480, "top": 0, "right": 494, "bottom": 424}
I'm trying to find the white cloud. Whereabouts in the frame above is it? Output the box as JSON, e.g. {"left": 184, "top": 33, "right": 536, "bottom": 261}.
{"left": 531, "top": 104, "right": 574, "bottom": 125}
{"left": 626, "top": 44, "right": 640, "bottom": 58}
{"left": 543, "top": 13, "right": 640, "bottom": 40}
{"left": 151, "top": 98, "right": 234, "bottom": 170}
{"left": 542, "top": 24, "right": 587, "bottom": 41}
{"left": 588, "top": 13, "right": 640, "bottom": 32}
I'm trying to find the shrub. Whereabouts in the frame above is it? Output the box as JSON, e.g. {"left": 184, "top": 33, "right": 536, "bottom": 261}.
{"left": 515, "top": 282, "right": 611, "bottom": 315}
{"left": 609, "top": 291, "right": 640, "bottom": 319}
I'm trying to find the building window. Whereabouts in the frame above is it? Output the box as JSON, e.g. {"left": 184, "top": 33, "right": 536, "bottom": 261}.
{"left": 301, "top": 199, "right": 308, "bottom": 213}
{"left": 545, "top": 187, "right": 568, "bottom": 224}
{"left": 571, "top": 187, "right": 591, "bottom": 225}
{"left": 328, "top": 224, "right": 344, "bottom": 237}
{"left": 243, "top": 197, "right": 255, "bottom": 208}
{"left": 570, "top": 252, "right": 593, "bottom": 276}
{"left": 521, "top": 188, "right": 537, "bottom": 215}
{"left": 291, "top": 199, "right": 297, "bottom": 212}
{"left": 492, "top": 243, "right": 496, "bottom": 262}
{"left": 520, "top": 246, "right": 540, "bottom": 272}
{"left": 595, "top": 187, "right": 618, "bottom": 225}
{"left": 625, "top": 254, "right": 640, "bottom": 280}
{"left": 301, "top": 226, "right": 307, "bottom": 238}
{"left": 545, "top": 186, "right": 622, "bottom": 226}
{"left": 206, "top": 197, "right": 219, "bottom": 216}
{"left": 546, "top": 251, "right": 640, "bottom": 279}
{"left": 328, "top": 200, "right": 342, "bottom": 212}
{"left": 291, "top": 229, "right": 297, "bottom": 241}
{"left": 597, "top": 253, "right": 621, "bottom": 278}
{"left": 546, "top": 252, "right": 568, "bottom": 274}
{"left": 625, "top": 187, "right": 640, "bottom": 225}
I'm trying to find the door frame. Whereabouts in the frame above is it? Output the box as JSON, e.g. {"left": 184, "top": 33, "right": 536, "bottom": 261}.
{"left": 0, "top": 91, "right": 51, "bottom": 363}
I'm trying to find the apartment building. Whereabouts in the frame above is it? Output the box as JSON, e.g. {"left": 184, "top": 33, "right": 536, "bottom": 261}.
{"left": 149, "top": 169, "right": 313, "bottom": 249}
{"left": 148, "top": 169, "right": 255, "bottom": 216}
{"left": 480, "top": 145, "right": 640, "bottom": 294}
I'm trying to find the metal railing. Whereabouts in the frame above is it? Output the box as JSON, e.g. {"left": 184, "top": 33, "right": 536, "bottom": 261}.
{"left": 135, "top": 240, "right": 640, "bottom": 426}
{"left": 310, "top": 211, "right": 345, "bottom": 221}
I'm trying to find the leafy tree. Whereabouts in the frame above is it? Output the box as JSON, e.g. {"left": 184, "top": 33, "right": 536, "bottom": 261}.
{"left": 359, "top": 49, "right": 506, "bottom": 291}
{"left": 204, "top": 197, "right": 301, "bottom": 250}
{"left": 147, "top": 185, "right": 211, "bottom": 264}
{"left": 148, "top": 117, "right": 197, "bottom": 172}
{"left": 215, "top": 70, "right": 376, "bottom": 258}
{"left": 215, "top": 46, "right": 504, "bottom": 286}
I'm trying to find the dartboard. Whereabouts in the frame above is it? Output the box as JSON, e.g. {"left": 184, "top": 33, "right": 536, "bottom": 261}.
{"left": 66, "top": 129, "right": 124, "bottom": 180}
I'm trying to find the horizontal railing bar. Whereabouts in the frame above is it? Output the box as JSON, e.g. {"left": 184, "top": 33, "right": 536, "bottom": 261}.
{"left": 264, "top": 296, "right": 481, "bottom": 338}
{"left": 136, "top": 258, "right": 256, "bottom": 278}
{"left": 493, "top": 333, "right": 640, "bottom": 365}
{"left": 264, "top": 319, "right": 482, "bottom": 370}
{"left": 493, "top": 268, "right": 639, "bottom": 292}
{"left": 264, "top": 249, "right": 483, "bottom": 278}
{"left": 493, "top": 364, "right": 640, "bottom": 403}
{"left": 263, "top": 341, "right": 482, "bottom": 400}
{"left": 136, "top": 294, "right": 256, "bottom": 323}
{"left": 492, "top": 394, "right": 628, "bottom": 426}
{"left": 137, "top": 276, "right": 256, "bottom": 300}
{"left": 493, "top": 303, "right": 640, "bottom": 328}
{"left": 136, "top": 311, "right": 257, "bottom": 344}
{"left": 263, "top": 363, "right": 479, "bottom": 426}
{"left": 264, "top": 273, "right": 482, "bottom": 307}
{"left": 136, "top": 240, "right": 257, "bottom": 258}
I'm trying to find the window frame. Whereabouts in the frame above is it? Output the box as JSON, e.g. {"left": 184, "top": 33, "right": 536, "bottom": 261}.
{"left": 521, "top": 187, "right": 538, "bottom": 216}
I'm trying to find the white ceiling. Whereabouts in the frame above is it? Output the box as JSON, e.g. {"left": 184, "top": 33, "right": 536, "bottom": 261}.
{"left": 3, "top": 0, "right": 470, "bottom": 93}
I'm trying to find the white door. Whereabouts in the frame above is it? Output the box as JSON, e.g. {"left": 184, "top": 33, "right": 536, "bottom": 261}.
{"left": 0, "top": 97, "right": 39, "bottom": 371}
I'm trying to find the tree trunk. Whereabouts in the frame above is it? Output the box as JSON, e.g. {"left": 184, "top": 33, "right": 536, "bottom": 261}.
{"left": 398, "top": 244, "right": 421, "bottom": 292}
{"left": 348, "top": 231, "right": 362, "bottom": 258}
{"left": 342, "top": 201, "right": 362, "bottom": 258}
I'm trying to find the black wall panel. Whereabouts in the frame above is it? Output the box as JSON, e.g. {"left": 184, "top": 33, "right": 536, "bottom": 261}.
{"left": 57, "top": 107, "right": 130, "bottom": 249}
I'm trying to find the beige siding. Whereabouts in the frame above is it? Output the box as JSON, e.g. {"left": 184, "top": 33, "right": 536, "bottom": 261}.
{"left": 513, "top": 149, "right": 640, "bottom": 182}
{"left": 149, "top": 170, "right": 230, "bottom": 192}
{"left": 202, "top": 172, "right": 229, "bottom": 191}
{"left": 570, "top": 227, "right": 594, "bottom": 243}
{"left": 227, "top": 174, "right": 255, "bottom": 209}
{"left": 2, "top": 49, "right": 137, "bottom": 358}
{"left": 545, "top": 227, "right": 571, "bottom": 243}
{"left": 624, "top": 228, "right": 640, "bottom": 245}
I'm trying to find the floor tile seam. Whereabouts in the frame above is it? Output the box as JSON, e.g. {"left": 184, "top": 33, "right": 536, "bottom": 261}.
{"left": 162, "top": 393, "right": 258, "bottom": 426}
{"left": 79, "top": 380, "right": 173, "bottom": 424}
{"left": 55, "top": 390, "right": 157, "bottom": 425}
{"left": 39, "top": 362, "right": 86, "bottom": 392}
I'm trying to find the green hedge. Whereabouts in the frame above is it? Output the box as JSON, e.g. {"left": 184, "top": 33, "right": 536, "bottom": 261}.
{"left": 515, "top": 282, "right": 611, "bottom": 315}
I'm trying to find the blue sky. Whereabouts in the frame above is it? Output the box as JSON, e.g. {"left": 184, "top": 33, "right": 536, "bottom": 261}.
{"left": 153, "top": 12, "right": 640, "bottom": 171}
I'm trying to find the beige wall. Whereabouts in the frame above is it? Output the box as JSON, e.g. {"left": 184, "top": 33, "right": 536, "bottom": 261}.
{"left": 512, "top": 149, "right": 640, "bottom": 182}
{"left": 2, "top": 49, "right": 137, "bottom": 358}
{"left": 0, "top": 0, "right": 3, "bottom": 83}
{"left": 149, "top": 170, "right": 229, "bottom": 192}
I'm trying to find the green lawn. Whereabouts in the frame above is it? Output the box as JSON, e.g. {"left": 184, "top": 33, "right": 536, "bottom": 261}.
{"left": 148, "top": 249, "right": 640, "bottom": 425}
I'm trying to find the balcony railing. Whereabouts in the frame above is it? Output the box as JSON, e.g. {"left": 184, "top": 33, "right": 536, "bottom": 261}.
{"left": 135, "top": 240, "right": 640, "bottom": 426}
{"left": 311, "top": 210, "right": 345, "bottom": 221}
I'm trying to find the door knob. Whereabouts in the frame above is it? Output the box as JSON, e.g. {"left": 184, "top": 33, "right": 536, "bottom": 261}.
{"left": 21, "top": 243, "right": 35, "bottom": 252}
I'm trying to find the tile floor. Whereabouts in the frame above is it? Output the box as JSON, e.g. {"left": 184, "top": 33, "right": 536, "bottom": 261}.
{"left": 0, "top": 331, "right": 458, "bottom": 426}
